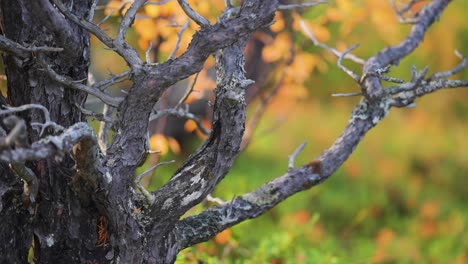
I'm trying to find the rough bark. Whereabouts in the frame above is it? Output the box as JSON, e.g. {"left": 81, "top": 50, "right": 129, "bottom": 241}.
{"left": 0, "top": 0, "right": 465, "bottom": 263}
{"left": 0, "top": 0, "right": 108, "bottom": 263}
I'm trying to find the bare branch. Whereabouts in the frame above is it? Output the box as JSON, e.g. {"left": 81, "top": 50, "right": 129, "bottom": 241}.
{"left": 300, "top": 18, "right": 365, "bottom": 64}
{"left": 0, "top": 104, "right": 64, "bottom": 135}
{"left": 117, "top": 0, "right": 148, "bottom": 45}
{"left": 28, "top": 0, "right": 83, "bottom": 60}
{"left": 149, "top": 34, "right": 252, "bottom": 227}
{"left": 278, "top": 1, "right": 327, "bottom": 10}
{"left": 0, "top": 122, "right": 95, "bottom": 163}
{"left": 205, "top": 194, "right": 226, "bottom": 205}
{"left": 176, "top": 72, "right": 199, "bottom": 108}
{"left": 93, "top": 70, "right": 132, "bottom": 91}
{"left": 174, "top": 96, "right": 392, "bottom": 249}
{"left": 50, "top": 0, "right": 142, "bottom": 66}
{"left": 288, "top": 141, "right": 307, "bottom": 169}
{"left": 168, "top": 19, "right": 191, "bottom": 60}
{"left": 75, "top": 103, "right": 112, "bottom": 122}
{"left": 337, "top": 44, "right": 361, "bottom": 82}
{"left": 150, "top": 106, "right": 210, "bottom": 135}
{"left": 384, "top": 59, "right": 468, "bottom": 107}
{"left": 428, "top": 50, "right": 467, "bottom": 81}
{"left": 98, "top": 105, "right": 114, "bottom": 155}
{"left": 134, "top": 160, "right": 175, "bottom": 203}
{"left": 38, "top": 56, "right": 124, "bottom": 107}
{"left": 389, "top": 0, "right": 424, "bottom": 24}
{"left": 0, "top": 35, "right": 63, "bottom": 58}
{"left": 332, "top": 92, "right": 363, "bottom": 97}
{"left": 145, "top": 0, "right": 171, "bottom": 5}
{"left": 224, "top": 0, "right": 234, "bottom": 9}
{"left": 177, "top": 0, "right": 210, "bottom": 27}
{"left": 362, "top": 0, "right": 451, "bottom": 101}
{"left": 87, "top": 0, "right": 99, "bottom": 21}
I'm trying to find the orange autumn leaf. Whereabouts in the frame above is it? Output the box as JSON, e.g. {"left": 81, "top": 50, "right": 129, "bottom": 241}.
{"left": 419, "top": 200, "right": 439, "bottom": 220}
{"left": 375, "top": 228, "right": 395, "bottom": 247}
{"left": 410, "top": 1, "right": 427, "bottom": 15}
{"left": 291, "top": 210, "right": 310, "bottom": 225}
{"left": 184, "top": 119, "right": 197, "bottom": 133}
{"left": 419, "top": 220, "right": 437, "bottom": 238}
{"left": 271, "top": 12, "right": 285, "bottom": 33}
{"left": 193, "top": 70, "right": 216, "bottom": 92}
{"left": 262, "top": 32, "right": 291, "bottom": 63}
{"left": 344, "top": 161, "right": 361, "bottom": 179}
{"left": 213, "top": 228, "right": 232, "bottom": 245}
{"left": 149, "top": 133, "right": 169, "bottom": 155}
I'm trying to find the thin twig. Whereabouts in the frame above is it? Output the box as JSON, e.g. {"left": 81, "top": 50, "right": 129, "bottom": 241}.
{"left": 224, "top": 0, "right": 233, "bottom": 8}
{"left": 98, "top": 104, "right": 114, "bottom": 155}
{"left": 0, "top": 35, "right": 63, "bottom": 58}
{"left": 38, "top": 56, "right": 123, "bottom": 107}
{"left": 299, "top": 18, "right": 365, "bottom": 64}
{"left": 134, "top": 160, "right": 175, "bottom": 203}
{"left": 146, "top": 41, "right": 153, "bottom": 63}
{"left": 145, "top": 0, "right": 171, "bottom": 5}
{"left": 337, "top": 44, "right": 361, "bottom": 82}
{"left": 117, "top": 0, "right": 148, "bottom": 43}
{"left": 388, "top": 0, "right": 424, "bottom": 24}
{"left": 428, "top": 50, "right": 467, "bottom": 81}
{"left": 93, "top": 70, "right": 132, "bottom": 91}
{"left": 0, "top": 104, "right": 64, "bottom": 135}
{"left": 175, "top": 72, "right": 199, "bottom": 108}
{"left": 279, "top": 1, "right": 327, "bottom": 10}
{"left": 288, "top": 141, "right": 307, "bottom": 170}
{"left": 87, "top": 0, "right": 99, "bottom": 21}
{"left": 206, "top": 194, "right": 226, "bottom": 205}
{"left": 177, "top": 0, "right": 210, "bottom": 27}
{"left": 168, "top": 19, "right": 190, "bottom": 60}
{"left": 74, "top": 103, "right": 112, "bottom": 122}
{"left": 51, "top": 0, "right": 142, "bottom": 66}
{"left": 332, "top": 92, "right": 363, "bottom": 97}
{"left": 150, "top": 106, "right": 210, "bottom": 135}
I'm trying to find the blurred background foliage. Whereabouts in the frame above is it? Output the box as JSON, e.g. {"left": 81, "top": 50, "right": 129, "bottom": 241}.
{"left": 2, "top": 0, "right": 468, "bottom": 263}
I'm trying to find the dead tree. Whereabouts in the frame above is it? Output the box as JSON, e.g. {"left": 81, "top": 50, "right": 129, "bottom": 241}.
{"left": 0, "top": 0, "right": 466, "bottom": 263}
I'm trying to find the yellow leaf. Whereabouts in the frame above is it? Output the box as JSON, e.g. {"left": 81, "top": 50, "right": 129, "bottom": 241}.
{"left": 326, "top": 8, "right": 343, "bottom": 22}
{"left": 105, "top": 0, "right": 131, "bottom": 16}
{"left": 134, "top": 19, "right": 159, "bottom": 41}
{"left": 144, "top": 4, "right": 160, "bottom": 18}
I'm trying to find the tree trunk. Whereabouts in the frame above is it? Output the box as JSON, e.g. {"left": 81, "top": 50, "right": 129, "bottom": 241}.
{"left": 0, "top": 1, "right": 110, "bottom": 262}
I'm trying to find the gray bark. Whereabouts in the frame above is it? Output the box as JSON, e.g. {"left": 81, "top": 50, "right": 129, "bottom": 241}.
{"left": 0, "top": 0, "right": 464, "bottom": 263}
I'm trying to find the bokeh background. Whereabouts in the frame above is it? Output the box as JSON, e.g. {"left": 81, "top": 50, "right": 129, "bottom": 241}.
{"left": 2, "top": 0, "right": 468, "bottom": 263}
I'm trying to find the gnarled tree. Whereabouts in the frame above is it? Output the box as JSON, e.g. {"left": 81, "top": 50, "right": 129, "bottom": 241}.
{"left": 0, "top": 0, "right": 466, "bottom": 263}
